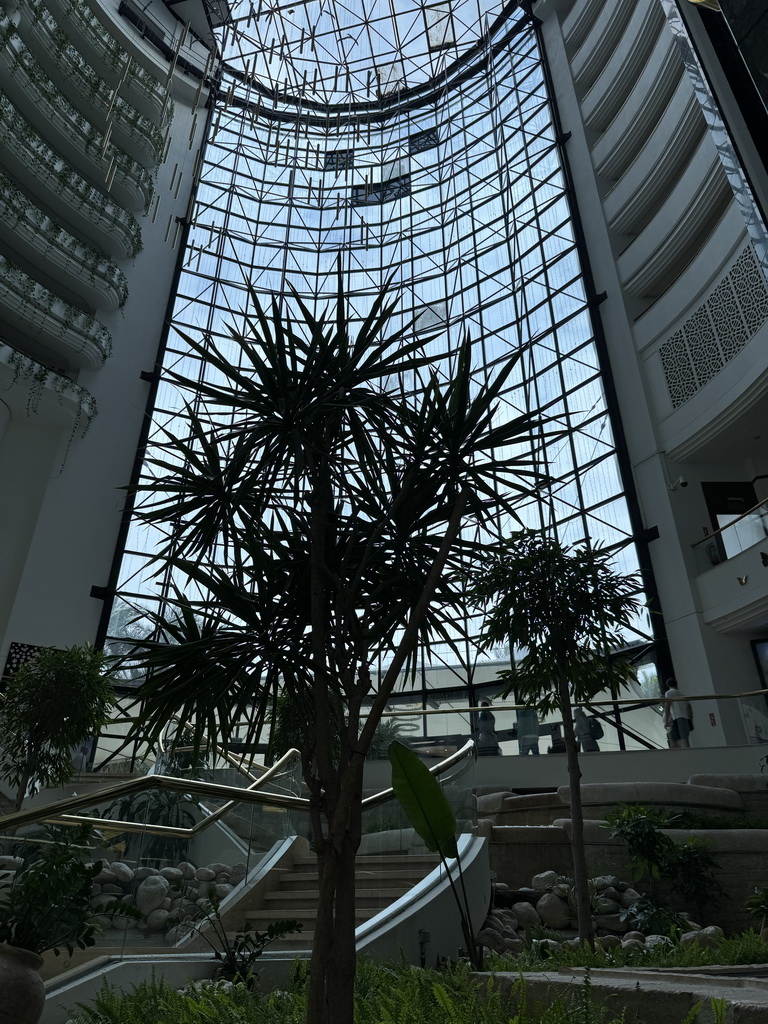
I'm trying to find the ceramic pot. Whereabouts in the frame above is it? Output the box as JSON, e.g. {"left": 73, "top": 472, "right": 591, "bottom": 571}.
{"left": 0, "top": 944, "right": 46, "bottom": 1024}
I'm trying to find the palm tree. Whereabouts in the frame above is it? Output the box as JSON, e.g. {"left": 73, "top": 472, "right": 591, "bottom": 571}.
{"left": 468, "top": 531, "right": 641, "bottom": 947}
{"left": 121, "top": 273, "right": 541, "bottom": 1024}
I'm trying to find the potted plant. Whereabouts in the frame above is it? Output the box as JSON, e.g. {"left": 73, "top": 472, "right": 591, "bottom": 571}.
{"left": 0, "top": 824, "right": 138, "bottom": 1024}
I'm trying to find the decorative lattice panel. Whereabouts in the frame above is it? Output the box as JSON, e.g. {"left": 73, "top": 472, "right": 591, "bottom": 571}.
{"left": 659, "top": 245, "right": 768, "bottom": 408}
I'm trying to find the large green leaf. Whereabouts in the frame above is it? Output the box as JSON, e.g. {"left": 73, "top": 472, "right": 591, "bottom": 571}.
{"left": 388, "top": 741, "right": 458, "bottom": 858}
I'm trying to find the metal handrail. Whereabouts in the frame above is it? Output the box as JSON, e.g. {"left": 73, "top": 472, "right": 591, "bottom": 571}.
{"left": 691, "top": 494, "right": 768, "bottom": 549}
{"left": 0, "top": 741, "right": 476, "bottom": 837}
{"left": 156, "top": 713, "right": 270, "bottom": 784}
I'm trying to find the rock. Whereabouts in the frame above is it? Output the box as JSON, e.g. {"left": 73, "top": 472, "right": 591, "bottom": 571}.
{"left": 601, "top": 887, "right": 621, "bottom": 902}
{"left": 164, "top": 925, "right": 192, "bottom": 946}
{"left": 160, "top": 867, "right": 183, "bottom": 882}
{"left": 680, "top": 930, "right": 706, "bottom": 946}
{"left": 498, "top": 911, "right": 518, "bottom": 932}
{"left": 531, "top": 871, "right": 559, "bottom": 890}
{"left": 94, "top": 868, "right": 116, "bottom": 885}
{"left": 160, "top": 897, "right": 172, "bottom": 910}
{"left": 512, "top": 902, "right": 541, "bottom": 928}
{"left": 482, "top": 915, "right": 504, "bottom": 933}
{"left": 0, "top": 856, "right": 23, "bottom": 870}
{"left": 594, "top": 897, "right": 621, "bottom": 915}
{"left": 111, "top": 862, "right": 135, "bottom": 884}
{"left": 536, "top": 892, "right": 570, "bottom": 929}
{"left": 111, "top": 915, "right": 132, "bottom": 931}
{"left": 692, "top": 925, "right": 724, "bottom": 949}
{"left": 177, "top": 862, "right": 197, "bottom": 880}
{"left": 645, "top": 934, "right": 673, "bottom": 948}
{"left": 502, "top": 937, "right": 525, "bottom": 954}
{"left": 195, "top": 867, "right": 216, "bottom": 882}
{"left": 594, "top": 914, "right": 627, "bottom": 933}
{"left": 91, "top": 915, "right": 113, "bottom": 930}
{"left": 205, "top": 863, "right": 229, "bottom": 876}
{"left": 145, "top": 909, "right": 170, "bottom": 931}
{"left": 500, "top": 928, "right": 519, "bottom": 940}
{"left": 598, "top": 934, "right": 622, "bottom": 950}
{"left": 619, "top": 888, "right": 641, "bottom": 908}
{"left": 136, "top": 875, "right": 170, "bottom": 914}
{"left": 621, "top": 938, "right": 645, "bottom": 952}
{"left": 477, "top": 927, "right": 510, "bottom": 953}
{"left": 624, "top": 931, "right": 645, "bottom": 943}
{"left": 229, "top": 863, "right": 247, "bottom": 886}
{"left": 91, "top": 883, "right": 103, "bottom": 895}
{"left": 592, "top": 875, "right": 619, "bottom": 891}
{"left": 213, "top": 883, "right": 233, "bottom": 900}
{"left": 102, "top": 884, "right": 124, "bottom": 895}
{"left": 136, "top": 867, "right": 159, "bottom": 881}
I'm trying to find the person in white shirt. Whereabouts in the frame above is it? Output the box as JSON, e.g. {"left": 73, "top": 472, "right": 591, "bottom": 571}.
{"left": 663, "top": 679, "right": 693, "bottom": 748}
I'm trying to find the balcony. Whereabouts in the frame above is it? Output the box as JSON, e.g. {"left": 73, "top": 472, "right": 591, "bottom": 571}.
{"left": 43, "top": 0, "right": 170, "bottom": 125}
{"left": 0, "top": 255, "right": 111, "bottom": 370}
{"left": 693, "top": 497, "right": 768, "bottom": 633}
{"left": 0, "top": 14, "right": 153, "bottom": 212}
{"left": 17, "top": 0, "right": 164, "bottom": 169}
{"left": 0, "top": 338, "right": 97, "bottom": 428}
{"left": 0, "top": 95, "right": 142, "bottom": 259}
{"left": 0, "top": 169, "right": 128, "bottom": 312}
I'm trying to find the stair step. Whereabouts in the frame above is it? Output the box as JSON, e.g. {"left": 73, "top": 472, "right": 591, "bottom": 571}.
{"left": 264, "top": 888, "right": 409, "bottom": 903}
{"left": 245, "top": 908, "right": 384, "bottom": 922}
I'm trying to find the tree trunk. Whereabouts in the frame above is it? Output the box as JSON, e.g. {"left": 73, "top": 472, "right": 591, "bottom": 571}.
{"left": 306, "top": 755, "right": 364, "bottom": 1024}
{"left": 557, "top": 675, "right": 594, "bottom": 948}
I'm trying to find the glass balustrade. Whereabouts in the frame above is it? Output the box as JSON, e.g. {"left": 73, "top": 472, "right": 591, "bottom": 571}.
{"left": 692, "top": 496, "right": 768, "bottom": 573}
{"left": 0, "top": 743, "right": 475, "bottom": 978}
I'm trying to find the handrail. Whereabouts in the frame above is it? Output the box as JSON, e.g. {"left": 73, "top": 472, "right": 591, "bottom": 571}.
{"left": 691, "top": 494, "right": 768, "bottom": 548}
{"left": 0, "top": 746, "right": 305, "bottom": 836}
{"left": 0, "top": 741, "right": 476, "bottom": 837}
{"left": 156, "top": 713, "right": 269, "bottom": 784}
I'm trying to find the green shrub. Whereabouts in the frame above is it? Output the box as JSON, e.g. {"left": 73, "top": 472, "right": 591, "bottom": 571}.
{"left": 66, "top": 959, "right": 672, "bottom": 1024}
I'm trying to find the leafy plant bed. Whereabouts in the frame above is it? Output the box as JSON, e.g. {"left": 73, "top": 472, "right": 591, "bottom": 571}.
{"left": 489, "top": 930, "right": 768, "bottom": 973}
{"left": 65, "top": 960, "right": 692, "bottom": 1024}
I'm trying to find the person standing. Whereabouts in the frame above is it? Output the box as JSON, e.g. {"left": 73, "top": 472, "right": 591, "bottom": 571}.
{"left": 516, "top": 706, "right": 540, "bottom": 755}
{"left": 664, "top": 680, "right": 693, "bottom": 748}
{"left": 574, "top": 707, "right": 599, "bottom": 752}
{"left": 476, "top": 700, "right": 501, "bottom": 756}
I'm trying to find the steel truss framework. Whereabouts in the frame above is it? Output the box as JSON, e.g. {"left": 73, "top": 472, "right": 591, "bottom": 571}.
{"left": 110, "top": 2, "right": 660, "bottom": 750}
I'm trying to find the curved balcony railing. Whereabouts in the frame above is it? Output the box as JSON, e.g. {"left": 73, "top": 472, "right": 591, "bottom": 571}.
{"left": 0, "top": 339, "right": 97, "bottom": 426}
{"left": 692, "top": 496, "right": 768, "bottom": 573}
{"left": 43, "top": 0, "right": 170, "bottom": 125}
{"left": 19, "top": 0, "right": 164, "bottom": 168}
{"left": 0, "top": 743, "right": 476, "bottom": 970}
{"left": 0, "top": 255, "right": 112, "bottom": 369}
{"left": 0, "top": 14, "right": 153, "bottom": 213}
{"left": 0, "top": 95, "right": 142, "bottom": 259}
{"left": 0, "top": 169, "right": 128, "bottom": 312}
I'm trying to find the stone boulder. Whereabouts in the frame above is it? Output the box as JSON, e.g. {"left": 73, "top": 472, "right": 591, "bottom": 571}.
{"left": 136, "top": 874, "right": 170, "bottom": 915}
{"left": 536, "top": 892, "right": 570, "bottom": 929}
{"left": 531, "top": 870, "right": 559, "bottom": 890}
{"left": 512, "top": 902, "right": 541, "bottom": 928}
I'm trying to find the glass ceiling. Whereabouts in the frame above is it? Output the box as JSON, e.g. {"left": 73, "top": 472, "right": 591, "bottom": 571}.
{"left": 220, "top": 0, "right": 506, "bottom": 105}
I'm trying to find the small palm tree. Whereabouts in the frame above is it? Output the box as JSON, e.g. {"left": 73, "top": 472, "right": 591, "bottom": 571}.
{"left": 468, "top": 531, "right": 641, "bottom": 947}
{"left": 121, "top": 273, "right": 541, "bottom": 1024}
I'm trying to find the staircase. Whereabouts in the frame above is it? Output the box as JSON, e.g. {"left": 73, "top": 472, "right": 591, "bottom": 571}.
{"left": 243, "top": 852, "right": 440, "bottom": 951}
